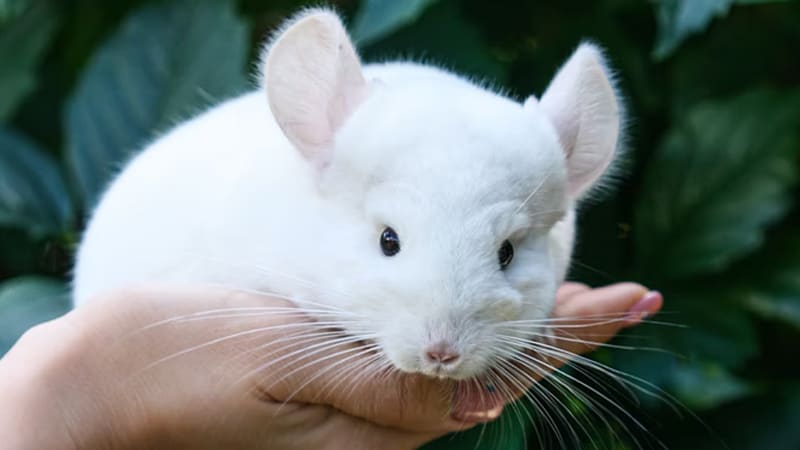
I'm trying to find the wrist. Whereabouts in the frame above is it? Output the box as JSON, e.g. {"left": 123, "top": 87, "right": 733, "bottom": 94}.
{"left": 0, "top": 321, "right": 80, "bottom": 450}
{"left": 0, "top": 307, "right": 153, "bottom": 450}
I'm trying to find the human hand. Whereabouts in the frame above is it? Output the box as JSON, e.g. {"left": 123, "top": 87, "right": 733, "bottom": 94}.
{"left": 0, "top": 282, "right": 661, "bottom": 450}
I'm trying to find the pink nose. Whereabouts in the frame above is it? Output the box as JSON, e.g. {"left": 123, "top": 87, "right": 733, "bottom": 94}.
{"left": 425, "top": 342, "right": 461, "bottom": 365}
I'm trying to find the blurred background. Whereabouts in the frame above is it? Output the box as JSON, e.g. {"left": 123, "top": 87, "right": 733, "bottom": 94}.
{"left": 0, "top": 0, "right": 798, "bottom": 449}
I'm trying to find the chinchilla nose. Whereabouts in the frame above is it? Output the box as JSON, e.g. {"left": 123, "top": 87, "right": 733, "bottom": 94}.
{"left": 424, "top": 341, "right": 461, "bottom": 365}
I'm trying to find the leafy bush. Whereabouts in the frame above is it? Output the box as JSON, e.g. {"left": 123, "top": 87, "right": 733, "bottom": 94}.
{"left": 1, "top": 0, "right": 798, "bottom": 448}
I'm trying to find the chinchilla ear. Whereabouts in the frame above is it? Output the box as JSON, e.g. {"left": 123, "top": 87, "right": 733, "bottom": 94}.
{"left": 528, "top": 43, "right": 622, "bottom": 199}
{"left": 261, "top": 9, "right": 369, "bottom": 168}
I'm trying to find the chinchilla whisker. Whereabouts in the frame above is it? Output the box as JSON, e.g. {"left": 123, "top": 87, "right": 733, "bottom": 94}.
{"left": 504, "top": 312, "right": 629, "bottom": 321}
{"left": 221, "top": 331, "right": 362, "bottom": 395}
{"left": 492, "top": 359, "right": 551, "bottom": 419}
{"left": 135, "top": 301, "right": 358, "bottom": 334}
{"left": 501, "top": 344, "right": 651, "bottom": 434}
{"left": 253, "top": 343, "right": 369, "bottom": 405}
{"left": 195, "top": 258, "right": 365, "bottom": 314}
{"left": 498, "top": 335, "right": 640, "bottom": 402}
{"left": 340, "top": 357, "right": 392, "bottom": 406}
{"left": 467, "top": 378, "right": 491, "bottom": 450}
{"left": 135, "top": 306, "right": 322, "bottom": 332}
{"left": 175, "top": 305, "right": 353, "bottom": 318}
{"left": 522, "top": 337, "right": 671, "bottom": 400}
{"left": 503, "top": 367, "right": 548, "bottom": 450}
{"left": 507, "top": 310, "right": 682, "bottom": 322}
{"left": 515, "top": 160, "right": 558, "bottom": 214}
{"left": 503, "top": 316, "right": 686, "bottom": 329}
{"left": 224, "top": 328, "right": 350, "bottom": 370}
{"left": 310, "top": 353, "right": 370, "bottom": 402}
{"left": 488, "top": 363, "right": 536, "bottom": 428}
{"left": 486, "top": 367, "right": 518, "bottom": 409}
{"left": 323, "top": 351, "right": 386, "bottom": 404}
{"left": 501, "top": 350, "right": 650, "bottom": 449}
{"left": 497, "top": 346, "right": 630, "bottom": 446}
{"left": 135, "top": 322, "right": 352, "bottom": 375}
{"left": 251, "top": 331, "right": 374, "bottom": 374}
{"left": 210, "top": 329, "right": 339, "bottom": 396}
{"left": 373, "top": 357, "right": 397, "bottom": 384}
{"left": 505, "top": 318, "right": 631, "bottom": 329}
{"left": 332, "top": 356, "right": 377, "bottom": 404}
{"left": 492, "top": 358, "right": 567, "bottom": 448}
{"left": 173, "top": 312, "right": 356, "bottom": 325}
{"left": 494, "top": 354, "right": 586, "bottom": 447}
{"left": 512, "top": 338, "right": 681, "bottom": 419}
{"left": 507, "top": 331, "right": 672, "bottom": 354}
{"left": 345, "top": 352, "right": 395, "bottom": 400}
{"left": 274, "top": 344, "right": 381, "bottom": 410}
{"left": 204, "top": 281, "right": 362, "bottom": 317}
{"left": 567, "top": 258, "right": 617, "bottom": 282}
{"left": 243, "top": 333, "right": 378, "bottom": 388}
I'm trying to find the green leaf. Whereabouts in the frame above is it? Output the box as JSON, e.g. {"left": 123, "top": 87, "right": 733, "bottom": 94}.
{"left": 0, "top": 0, "right": 28, "bottom": 24}
{"left": 0, "top": 276, "right": 70, "bottom": 356}
{"left": 735, "top": 0, "right": 793, "bottom": 3}
{"left": 609, "top": 287, "right": 760, "bottom": 410}
{"left": 635, "top": 89, "right": 800, "bottom": 280}
{"left": 0, "top": 126, "right": 73, "bottom": 236}
{"left": 663, "top": 290, "right": 759, "bottom": 367}
{"left": 360, "top": 1, "right": 506, "bottom": 83}
{"left": 64, "top": 0, "right": 250, "bottom": 208}
{"left": 670, "top": 361, "right": 753, "bottom": 410}
{"left": 423, "top": 405, "right": 527, "bottom": 450}
{"left": 732, "top": 234, "right": 800, "bottom": 330}
{"left": 666, "top": 384, "right": 800, "bottom": 450}
{"left": 0, "top": 3, "right": 58, "bottom": 119}
{"left": 653, "top": 0, "right": 732, "bottom": 60}
{"left": 351, "top": 0, "right": 439, "bottom": 45}
{"left": 652, "top": 0, "right": 793, "bottom": 60}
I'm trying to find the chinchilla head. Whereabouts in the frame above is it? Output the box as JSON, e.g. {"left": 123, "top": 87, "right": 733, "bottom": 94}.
{"left": 260, "top": 9, "right": 623, "bottom": 380}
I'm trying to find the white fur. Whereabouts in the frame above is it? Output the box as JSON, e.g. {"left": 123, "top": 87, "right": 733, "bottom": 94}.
{"left": 72, "top": 10, "right": 621, "bottom": 380}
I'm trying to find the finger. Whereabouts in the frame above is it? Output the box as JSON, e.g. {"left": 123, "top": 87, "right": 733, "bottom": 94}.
{"left": 549, "top": 283, "right": 661, "bottom": 361}
{"left": 264, "top": 354, "right": 463, "bottom": 433}
{"left": 229, "top": 400, "right": 443, "bottom": 450}
{"left": 555, "top": 282, "right": 591, "bottom": 303}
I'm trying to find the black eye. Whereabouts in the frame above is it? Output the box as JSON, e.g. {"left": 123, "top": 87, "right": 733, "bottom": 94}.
{"left": 498, "top": 240, "right": 514, "bottom": 270}
{"left": 380, "top": 227, "right": 400, "bottom": 256}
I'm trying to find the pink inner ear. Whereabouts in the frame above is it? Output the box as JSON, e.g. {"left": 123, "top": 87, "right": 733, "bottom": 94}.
{"left": 537, "top": 44, "right": 620, "bottom": 199}
{"left": 264, "top": 11, "right": 370, "bottom": 167}
{"left": 328, "top": 48, "right": 370, "bottom": 134}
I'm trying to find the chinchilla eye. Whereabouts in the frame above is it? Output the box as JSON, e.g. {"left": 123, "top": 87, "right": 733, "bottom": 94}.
{"left": 380, "top": 227, "right": 400, "bottom": 256}
{"left": 498, "top": 240, "right": 514, "bottom": 270}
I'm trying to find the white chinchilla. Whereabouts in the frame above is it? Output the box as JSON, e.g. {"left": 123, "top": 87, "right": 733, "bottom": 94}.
{"left": 72, "top": 9, "right": 622, "bottom": 382}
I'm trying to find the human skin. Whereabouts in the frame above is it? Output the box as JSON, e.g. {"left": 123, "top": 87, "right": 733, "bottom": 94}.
{"left": 0, "top": 282, "right": 661, "bottom": 450}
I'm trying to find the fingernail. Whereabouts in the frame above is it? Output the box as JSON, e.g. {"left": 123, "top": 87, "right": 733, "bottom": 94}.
{"left": 451, "top": 405, "right": 504, "bottom": 424}
{"left": 625, "top": 290, "right": 662, "bottom": 325}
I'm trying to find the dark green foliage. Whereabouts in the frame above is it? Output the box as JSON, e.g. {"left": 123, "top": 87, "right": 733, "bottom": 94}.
{"left": 0, "top": 125, "right": 72, "bottom": 236}
{"left": 65, "top": 0, "right": 251, "bottom": 207}
{"left": 0, "top": 3, "right": 57, "bottom": 119}
{"left": 0, "top": 275, "right": 70, "bottom": 352}
{"left": 1, "top": 0, "right": 798, "bottom": 448}
{"left": 635, "top": 89, "right": 800, "bottom": 280}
